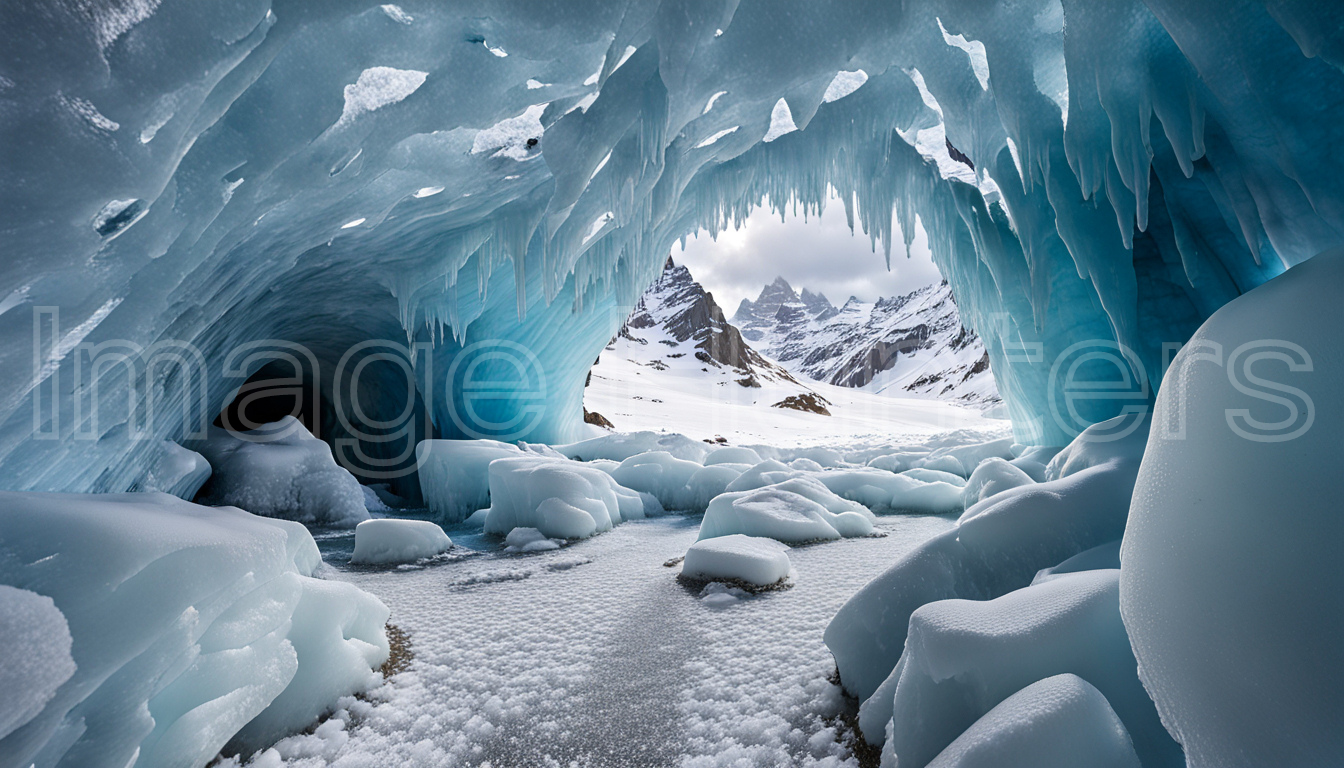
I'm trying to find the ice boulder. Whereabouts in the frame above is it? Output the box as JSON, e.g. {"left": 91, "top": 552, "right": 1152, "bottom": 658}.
{"left": 0, "top": 585, "right": 76, "bottom": 741}
{"left": 483, "top": 457, "right": 644, "bottom": 539}
{"left": 416, "top": 439, "right": 524, "bottom": 523}
{"left": 609, "top": 451, "right": 703, "bottom": 510}
{"left": 960, "top": 458, "right": 1034, "bottom": 507}
{"left": 190, "top": 417, "right": 367, "bottom": 526}
{"left": 504, "top": 527, "right": 562, "bottom": 552}
{"left": 925, "top": 675, "right": 1142, "bottom": 768}
{"left": 872, "top": 570, "right": 1179, "bottom": 768}
{"left": 827, "top": 415, "right": 1149, "bottom": 704}
{"left": 1123, "top": 247, "right": 1344, "bottom": 768}
{"left": 680, "top": 535, "right": 793, "bottom": 587}
{"left": 866, "top": 451, "right": 928, "bottom": 473}
{"left": 819, "top": 469, "right": 963, "bottom": 515}
{"left": 350, "top": 519, "right": 452, "bottom": 565}
{"left": 916, "top": 454, "right": 965, "bottom": 476}
{"left": 0, "top": 491, "right": 389, "bottom": 768}
{"left": 137, "top": 440, "right": 213, "bottom": 500}
{"left": 704, "top": 446, "right": 762, "bottom": 466}
{"left": 699, "top": 487, "right": 843, "bottom": 544}
{"left": 920, "top": 437, "right": 1016, "bottom": 477}
{"left": 901, "top": 468, "right": 967, "bottom": 487}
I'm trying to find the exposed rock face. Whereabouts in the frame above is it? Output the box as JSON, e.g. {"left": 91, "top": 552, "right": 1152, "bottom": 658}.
{"left": 623, "top": 258, "right": 797, "bottom": 384}
{"left": 732, "top": 278, "right": 1000, "bottom": 405}
{"left": 770, "top": 393, "right": 832, "bottom": 415}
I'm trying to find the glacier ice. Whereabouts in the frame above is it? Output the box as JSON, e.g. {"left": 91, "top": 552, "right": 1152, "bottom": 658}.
{"left": 960, "top": 456, "right": 1034, "bottom": 507}
{"left": 350, "top": 518, "right": 452, "bottom": 565}
{"left": 680, "top": 534, "right": 793, "bottom": 587}
{"left": 0, "top": 491, "right": 389, "bottom": 768}
{"left": 416, "top": 438, "right": 525, "bottom": 522}
{"left": 826, "top": 415, "right": 1148, "bottom": 703}
{"left": 1122, "top": 247, "right": 1344, "bottom": 768}
{"left": 482, "top": 456, "right": 645, "bottom": 539}
{"left": 190, "top": 417, "right": 368, "bottom": 526}
{"left": 3, "top": 0, "right": 1342, "bottom": 499}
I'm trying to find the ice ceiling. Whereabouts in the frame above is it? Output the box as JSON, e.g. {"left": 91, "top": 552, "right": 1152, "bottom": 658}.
{"left": 2, "top": 0, "right": 1342, "bottom": 494}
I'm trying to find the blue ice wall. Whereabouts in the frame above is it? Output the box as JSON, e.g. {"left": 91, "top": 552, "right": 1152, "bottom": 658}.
{"left": 1, "top": 0, "right": 1341, "bottom": 490}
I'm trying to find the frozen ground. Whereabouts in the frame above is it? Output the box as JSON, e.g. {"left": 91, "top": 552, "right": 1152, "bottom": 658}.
{"left": 267, "top": 513, "right": 954, "bottom": 767}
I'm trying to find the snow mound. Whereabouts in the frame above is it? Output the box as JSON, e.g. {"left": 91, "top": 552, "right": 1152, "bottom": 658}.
{"left": 350, "top": 519, "right": 452, "bottom": 564}
{"left": 0, "top": 585, "right": 75, "bottom": 741}
{"left": 1032, "top": 540, "right": 1121, "bottom": 585}
{"left": 681, "top": 535, "right": 792, "bottom": 587}
{"left": 0, "top": 491, "right": 388, "bottom": 768}
{"left": 483, "top": 457, "right": 644, "bottom": 539}
{"left": 1123, "top": 247, "right": 1344, "bottom": 768}
{"left": 826, "top": 415, "right": 1149, "bottom": 705}
{"left": 818, "top": 468, "right": 963, "bottom": 514}
{"left": 926, "top": 674, "right": 1141, "bottom": 768}
{"left": 960, "top": 457, "right": 1034, "bottom": 507}
{"left": 871, "top": 570, "right": 1179, "bottom": 768}
{"left": 416, "top": 439, "right": 524, "bottom": 523}
{"left": 191, "top": 417, "right": 367, "bottom": 526}
{"left": 724, "top": 459, "right": 802, "bottom": 492}
{"left": 609, "top": 451, "right": 704, "bottom": 510}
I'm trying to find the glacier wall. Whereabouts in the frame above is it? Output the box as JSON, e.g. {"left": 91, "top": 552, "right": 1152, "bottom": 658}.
{"left": 2, "top": 0, "right": 1342, "bottom": 491}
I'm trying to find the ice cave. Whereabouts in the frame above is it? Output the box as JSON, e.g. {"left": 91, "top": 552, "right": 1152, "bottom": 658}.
{"left": 1, "top": 0, "right": 1341, "bottom": 766}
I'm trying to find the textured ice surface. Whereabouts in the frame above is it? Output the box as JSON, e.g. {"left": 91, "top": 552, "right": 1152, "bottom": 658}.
{"left": 700, "top": 487, "right": 849, "bottom": 544}
{"left": 925, "top": 674, "right": 1141, "bottom": 768}
{"left": 136, "top": 439, "right": 213, "bottom": 499}
{"left": 0, "top": 491, "right": 388, "bottom": 768}
{"left": 1123, "top": 247, "right": 1344, "bottom": 768}
{"left": 960, "top": 457, "right": 1034, "bottom": 507}
{"left": 681, "top": 534, "right": 793, "bottom": 587}
{"left": 482, "top": 456, "right": 644, "bottom": 539}
{"left": 416, "top": 439, "right": 524, "bottom": 523}
{"left": 875, "top": 570, "right": 1178, "bottom": 768}
{"left": 191, "top": 417, "right": 367, "bottom": 526}
{"left": 6, "top": 0, "right": 1342, "bottom": 496}
{"left": 827, "top": 415, "right": 1148, "bottom": 704}
{"left": 351, "top": 519, "right": 452, "bottom": 565}
{"left": 265, "top": 513, "right": 954, "bottom": 767}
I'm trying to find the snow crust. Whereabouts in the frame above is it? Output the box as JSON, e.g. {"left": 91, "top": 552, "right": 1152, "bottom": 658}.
{"left": 192, "top": 417, "right": 367, "bottom": 526}
{"left": 351, "top": 519, "right": 452, "bottom": 565}
{"left": 0, "top": 491, "right": 389, "bottom": 768}
{"left": 0, "top": 585, "right": 76, "bottom": 741}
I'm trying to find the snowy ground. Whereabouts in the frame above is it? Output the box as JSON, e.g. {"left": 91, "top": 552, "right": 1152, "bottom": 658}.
{"left": 585, "top": 349, "right": 1001, "bottom": 447}
{"left": 264, "top": 513, "right": 954, "bottom": 767}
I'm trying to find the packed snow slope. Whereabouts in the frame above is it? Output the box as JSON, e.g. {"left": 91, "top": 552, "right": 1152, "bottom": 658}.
{"left": 733, "top": 277, "right": 999, "bottom": 405}
{"left": 4, "top": 0, "right": 1343, "bottom": 492}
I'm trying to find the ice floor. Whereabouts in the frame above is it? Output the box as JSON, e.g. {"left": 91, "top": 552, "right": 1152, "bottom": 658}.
{"left": 281, "top": 513, "right": 954, "bottom": 767}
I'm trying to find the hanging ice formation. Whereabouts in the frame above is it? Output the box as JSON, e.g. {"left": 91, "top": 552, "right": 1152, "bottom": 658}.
{"left": 2, "top": 0, "right": 1343, "bottom": 494}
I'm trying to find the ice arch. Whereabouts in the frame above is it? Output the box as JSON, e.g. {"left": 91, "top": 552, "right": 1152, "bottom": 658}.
{"left": 1, "top": 0, "right": 1342, "bottom": 492}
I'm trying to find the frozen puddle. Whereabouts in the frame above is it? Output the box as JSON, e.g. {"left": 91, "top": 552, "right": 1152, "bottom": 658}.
{"left": 279, "top": 514, "right": 953, "bottom": 767}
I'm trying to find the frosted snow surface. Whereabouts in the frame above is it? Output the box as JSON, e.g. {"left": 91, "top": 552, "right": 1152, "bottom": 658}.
{"left": 0, "top": 491, "right": 389, "bottom": 768}
{"left": 255, "top": 512, "right": 955, "bottom": 767}
{"left": 191, "top": 417, "right": 368, "bottom": 526}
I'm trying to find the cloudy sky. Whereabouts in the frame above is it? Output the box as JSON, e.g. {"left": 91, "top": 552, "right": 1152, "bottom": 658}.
{"left": 674, "top": 191, "right": 944, "bottom": 315}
